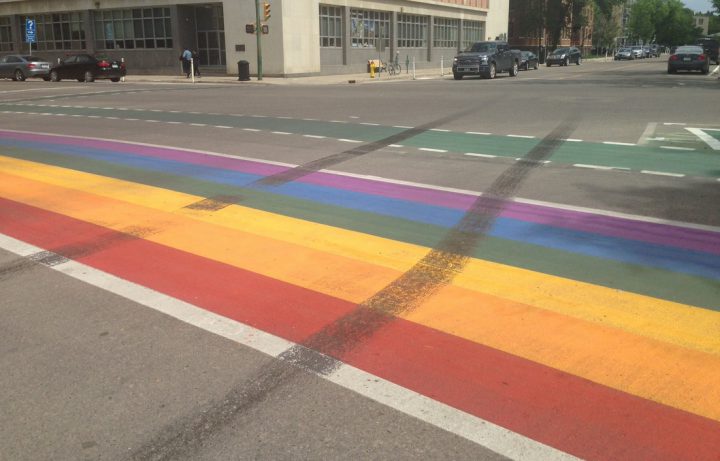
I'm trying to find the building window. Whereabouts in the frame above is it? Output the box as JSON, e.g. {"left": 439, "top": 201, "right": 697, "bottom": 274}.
{"left": 94, "top": 7, "right": 172, "bottom": 50}
{"left": 0, "top": 17, "right": 12, "bottom": 51}
{"left": 462, "top": 20, "right": 485, "bottom": 48}
{"left": 23, "top": 12, "right": 86, "bottom": 51}
{"left": 433, "top": 18, "right": 459, "bottom": 48}
{"left": 350, "top": 9, "right": 390, "bottom": 48}
{"left": 319, "top": 5, "right": 342, "bottom": 48}
{"left": 397, "top": 14, "right": 428, "bottom": 48}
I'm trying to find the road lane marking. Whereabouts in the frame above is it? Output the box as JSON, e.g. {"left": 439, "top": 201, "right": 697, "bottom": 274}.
{"left": 0, "top": 233, "right": 577, "bottom": 461}
{"left": 641, "top": 170, "right": 685, "bottom": 177}
{"left": 272, "top": 131, "right": 292, "bottom": 135}
{"left": 659, "top": 146, "right": 695, "bottom": 151}
{"left": 465, "top": 153, "right": 497, "bottom": 158}
{"left": 466, "top": 131, "right": 491, "bottom": 135}
{"left": 686, "top": 128, "right": 720, "bottom": 150}
{"left": 508, "top": 134, "right": 535, "bottom": 139}
{"left": 637, "top": 122, "right": 657, "bottom": 145}
{"left": 419, "top": 148, "right": 448, "bottom": 153}
{"left": 338, "top": 139, "right": 362, "bottom": 143}
{"left": 303, "top": 134, "right": 326, "bottom": 139}
{"left": 603, "top": 141, "right": 635, "bottom": 146}
{"left": 243, "top": 128, "right": 260, "bottom": 132}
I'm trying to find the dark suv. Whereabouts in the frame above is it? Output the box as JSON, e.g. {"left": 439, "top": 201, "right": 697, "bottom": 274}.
{"left": 546, "top": 47, "right": 582, "bottom": 66}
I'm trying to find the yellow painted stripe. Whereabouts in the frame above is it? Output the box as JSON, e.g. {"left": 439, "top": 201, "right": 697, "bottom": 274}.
{"left": 2, "top": 155, "right": 718, "bottom": 356}
{"left": 2, "top": 160, "right": 720, "bottom": 421}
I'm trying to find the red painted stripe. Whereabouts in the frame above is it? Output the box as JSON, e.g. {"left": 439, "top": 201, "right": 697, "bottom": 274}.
{"left": 1, "top": 196, "right": 718, "bottom": 460}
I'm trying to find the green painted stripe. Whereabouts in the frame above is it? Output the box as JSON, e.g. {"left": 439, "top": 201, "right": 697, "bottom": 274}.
{"left": 3, "top": 145, "right": 718, "bottom": 310}
{"left": 4, "top": 104, "right": 720, "bottom": 176}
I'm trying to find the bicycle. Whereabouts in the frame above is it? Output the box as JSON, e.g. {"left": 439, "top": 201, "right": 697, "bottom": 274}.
{"left": 387, "top": 60, "right": 402, "bottom": 76}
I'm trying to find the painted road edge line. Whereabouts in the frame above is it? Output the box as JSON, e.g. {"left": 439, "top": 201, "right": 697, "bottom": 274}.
{"left": 0, "top": 232, "right": 577, "bottom": 461}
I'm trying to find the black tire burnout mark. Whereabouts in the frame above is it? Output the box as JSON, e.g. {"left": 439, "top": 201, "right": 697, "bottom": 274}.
{"left": 182, "top": 107, "right": 480, "bottom": 211}
{"left": 130, "top": 118, "right": 578, "bottom": 461}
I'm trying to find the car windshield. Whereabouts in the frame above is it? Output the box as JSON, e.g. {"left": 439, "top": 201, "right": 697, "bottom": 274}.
{"left": 551, "top": 48, "right": 568, "bottom": 55}
{"left": 675, "top": 46, "right": 703, "bottom": 54}
{"left": 619, "top": 48, "right": 631, "bottom": 52}
{"left": 22, "top": 56, "right": 44, "bottom": 62}
{"left": 468, "top": 43, "right": 495, "bottom": 52}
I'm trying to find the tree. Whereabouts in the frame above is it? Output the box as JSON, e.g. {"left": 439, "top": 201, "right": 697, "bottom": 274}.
{"left": 593, "top": 3, "right": 620, "bottom": 52}
{"left": 627, "top": 0, "right": 701, "bottom": 45}
{"left": 655, "top": 0, "right": 701, "bottom": 45}
{"left": 546, "top": 0, "right": 570, "bottom": 49}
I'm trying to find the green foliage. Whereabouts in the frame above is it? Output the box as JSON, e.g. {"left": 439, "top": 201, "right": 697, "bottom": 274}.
{"left": 709, "top": 14, "right": 720, "bottom": 34}
{"left": 593, "top": 2, "right": 620, "bottom": 49}
{"left": 627, "top": 0, "right": 702, "bottom": 45}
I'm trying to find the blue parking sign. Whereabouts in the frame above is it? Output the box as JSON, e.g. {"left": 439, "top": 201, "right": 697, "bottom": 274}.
{"left": 25, "top": 19, "right": 36, "bottom": 43}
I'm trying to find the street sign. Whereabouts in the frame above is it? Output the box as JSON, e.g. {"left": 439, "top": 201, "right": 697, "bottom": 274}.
{"left": 25, "top": 19, "right": 36, "bottom": 43}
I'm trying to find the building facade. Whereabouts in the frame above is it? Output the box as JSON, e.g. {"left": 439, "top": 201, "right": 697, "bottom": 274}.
{"left": 507, "top": 0, "right": 594, "bottom": 58}
{"left": 0, "top": 0, "right": 507, "bottom": 76}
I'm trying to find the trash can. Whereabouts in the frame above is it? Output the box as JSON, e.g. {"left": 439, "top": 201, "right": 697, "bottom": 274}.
{"left": 238, "top": 60, "right": 250, "bottom": 81}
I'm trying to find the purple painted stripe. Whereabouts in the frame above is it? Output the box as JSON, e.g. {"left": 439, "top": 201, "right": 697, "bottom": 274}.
{"left": 5, "top": 130, "right": 720, "bottom": 256}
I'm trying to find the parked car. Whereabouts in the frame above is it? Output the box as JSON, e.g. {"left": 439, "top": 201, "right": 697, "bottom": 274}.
{"left": 614, "top": 48, "right": 635, "bottom": 60}
{"left": 0, "top": 54, "right": 51, "bottom": 81}
{"left": 516, "top": 50, "right": 539, "bottom": 70}
{"left": 546, "top": 47, "right": 581, "bottom": 66}
{"left": 49, "top": 54, "right": 126, "bottom": 82}
{"left": 630, "top": 46, "right": 645, "bottom": 59}
{"left": 667, "top": 45, "right": 710, "bottom": 74}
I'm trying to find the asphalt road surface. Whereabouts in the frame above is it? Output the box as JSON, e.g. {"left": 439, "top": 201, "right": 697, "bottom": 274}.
{"left": 1, "top": 58, "right": 719, "bottom": 461}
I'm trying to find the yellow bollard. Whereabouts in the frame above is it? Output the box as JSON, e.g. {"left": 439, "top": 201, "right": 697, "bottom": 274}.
{"left": 370, "top": 61, "right": 375, "bottom": 79}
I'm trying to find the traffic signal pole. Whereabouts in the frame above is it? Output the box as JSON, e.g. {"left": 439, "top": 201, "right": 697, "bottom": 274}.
{"left": 255, "top": 0, "right": 263, "bottom": 80}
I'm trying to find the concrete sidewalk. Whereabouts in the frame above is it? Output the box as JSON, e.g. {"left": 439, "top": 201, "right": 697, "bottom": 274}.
{"left": 125, "top": 67, "right": 453, "bottom": 85}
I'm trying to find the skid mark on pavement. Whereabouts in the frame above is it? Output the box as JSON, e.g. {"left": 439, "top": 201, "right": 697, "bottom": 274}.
{"left": 129, "top": 118, "right": 578, "bottom": 461}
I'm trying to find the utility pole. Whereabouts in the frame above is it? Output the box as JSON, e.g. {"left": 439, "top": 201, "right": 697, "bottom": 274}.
{"left": 255, "top": 0, "right": 263, "bottom": 80}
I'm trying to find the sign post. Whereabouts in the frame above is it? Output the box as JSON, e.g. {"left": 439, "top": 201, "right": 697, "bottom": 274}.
{"left": 25, "top": 19, "right": 36, "bottom": 55}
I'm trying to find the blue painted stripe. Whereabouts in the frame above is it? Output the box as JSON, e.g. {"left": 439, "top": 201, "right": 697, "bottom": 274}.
{"left": 3, "top": 138, "right": 719, "bottom": 281}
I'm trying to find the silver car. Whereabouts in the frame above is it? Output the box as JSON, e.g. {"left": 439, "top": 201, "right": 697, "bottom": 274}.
{"left": 0, "top": 54, "right": 52, "bottom": 81}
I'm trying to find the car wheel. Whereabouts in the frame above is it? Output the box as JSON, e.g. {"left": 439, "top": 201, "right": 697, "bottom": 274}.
{"left": 49, "top": 70, "right": 60, "bottom": 82}
{"left": 546, "top": 63, "right": 551, "bottom": 67}
{"left": 487, "top": 63, "right": 496, "bottom": 79}
{"left": 667, "top": 67, "right": 675, "bottom": 74}
{"left": 509, "top": 62, "right": 518, "bottom": 77}
{"left": 13, "top": 69, "right": 25, "bottom": 81}
{"left": 84, "top": 71, "right": 94, "bottom": 83}
{"left": 453, "top": 72, "right": 462, "bottom": 80}
{"left": 702, "top": 66, "right": 709, "bottom": 75}
{"left": 576, "top": 56, "right": 581, "bottom": 65}
{"left": 111, "top": 77, "right": 121, "bottom": 82}
{"left": 42, "top": 76, "right": 50, "bottom": 81}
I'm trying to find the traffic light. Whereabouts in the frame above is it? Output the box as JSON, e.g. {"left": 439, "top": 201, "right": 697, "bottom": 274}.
{"left": 263, "top": 1, "right": 271, "bottom": 21}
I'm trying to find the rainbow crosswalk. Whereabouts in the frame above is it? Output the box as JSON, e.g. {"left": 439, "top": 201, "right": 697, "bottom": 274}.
{"left": 1, "top": 129, "right": 719, "bottom": 460}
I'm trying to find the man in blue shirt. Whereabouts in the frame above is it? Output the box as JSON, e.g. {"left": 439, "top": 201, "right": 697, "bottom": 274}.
{"left": 181, "top": 48, "right": 192, "bottom": 78}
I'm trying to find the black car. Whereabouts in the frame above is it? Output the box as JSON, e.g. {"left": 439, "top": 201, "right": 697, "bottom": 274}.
{"left": 517, "top": 50, "right": 539, "bottom": 70}
{"left": 667, "top": 46, "right": 710, "bottom": 74}
{"left": 0, "top": 54, "right": 52, "bottom": 81}
{"left": 49, "top": 54, "right": 126, "bottom": 82}
{"left": 546, "top": 47, "right": 582, "bottom": 66}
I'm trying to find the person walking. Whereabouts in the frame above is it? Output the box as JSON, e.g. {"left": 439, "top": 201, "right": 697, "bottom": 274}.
{"left": 192, "top": 50, "right": 201, "bottom": 77}
{"left": 181, "top": 47, "right": 192, "bottom": 78}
